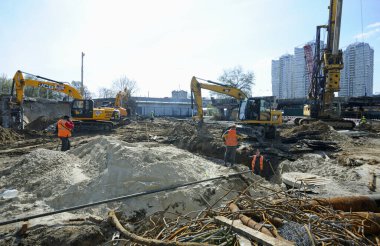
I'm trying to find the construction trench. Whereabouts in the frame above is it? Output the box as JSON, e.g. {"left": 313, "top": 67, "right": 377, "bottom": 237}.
{"left": 1, "top": 112, "right": 380, "bottom": 245}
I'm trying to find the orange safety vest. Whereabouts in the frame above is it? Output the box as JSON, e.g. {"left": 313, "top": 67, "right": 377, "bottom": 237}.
{"left": 57, "top": 119, "right": 72, "bottom": 138}
{"left": 251, "top": 155, "right": 264, "bottom": 171}
{"left": 224, "top": 129, "right": 238, "bottom": 146}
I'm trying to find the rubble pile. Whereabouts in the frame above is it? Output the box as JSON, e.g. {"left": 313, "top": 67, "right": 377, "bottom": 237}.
{"left": 25, "top": 116, "right": 57, "bottom": 131}
{"left": 164, "top": 121, "right": 227, "bottom": 159}
{"left": 280, "top": 121, "right": 353, "bottom": 152}
{"left": 111, "top": 186, "right": 379, "bottom": 246}
{"left": 281, "top": 121, "right": 349, "bottom": 140}
{"left": 278, "top": 153, "right": 371, "bottom": 196}
{"left": 0, "top": 126, "right": 22, "bottom": 146}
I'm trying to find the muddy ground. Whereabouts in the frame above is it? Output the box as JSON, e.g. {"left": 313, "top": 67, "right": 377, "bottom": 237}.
{"left": 0, "top": 118, "right": 379, "bottom": 245}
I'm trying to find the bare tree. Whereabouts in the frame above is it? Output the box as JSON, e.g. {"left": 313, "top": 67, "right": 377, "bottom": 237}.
{"left": 97, "top": 87, "right": 115, "bottom": 98}
{"left": 71, "top": 81, "right": 92, "bottom": 99}
{"left": 112, "top": 75, "right": 138, "bottom": 97}
{"left": 0, "top": 74, "right": 12, "bottom": 95}
{"left": 214, "top": 66, "right": 255, "bottom": 98}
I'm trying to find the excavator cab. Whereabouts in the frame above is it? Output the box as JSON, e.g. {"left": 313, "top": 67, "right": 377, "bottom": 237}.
{"left": 71, "top": 99, "right": 120, "bottom": 121}
{"left": 71, "top": 99, "right": 122, "bottom": 131}
{"left": 239, "top": 97, "right": 281, "bottom": 124}
{"left": 236, "top": 97, "right": 282, "bottom": 140}
{"left": 71, "top": 99, "right": 94, "bottom": 118}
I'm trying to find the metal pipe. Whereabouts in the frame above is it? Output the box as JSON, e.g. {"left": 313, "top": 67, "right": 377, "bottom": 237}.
{"left": 332, "top": 0, "right": 343, "bottom": 55}
{"left": 308, "top": 195, "right": 380, "bottom": 213}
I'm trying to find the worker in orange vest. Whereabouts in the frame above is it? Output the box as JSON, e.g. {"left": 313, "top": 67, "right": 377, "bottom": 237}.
{"left": 251, "top": 149, "right": 266, "bottom": 178}
{"left": 57, "top": 115, "right": 74, "bottom": 151}
{"left": 222, "top": 124, "right": 243, "bottom": 167}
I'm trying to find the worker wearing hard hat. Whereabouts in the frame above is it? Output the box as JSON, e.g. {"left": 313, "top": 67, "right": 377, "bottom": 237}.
{"left": 222, "top": 124, "right": 243, "bottom": 167}
{"left": 57, "top": 115, "right": 74, "bottom": 151}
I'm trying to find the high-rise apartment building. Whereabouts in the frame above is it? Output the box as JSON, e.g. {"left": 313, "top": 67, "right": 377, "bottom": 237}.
{"left": 272, "top": 41, "right": 375, "bottom": 99}
{"left": 293, "top": 47, "right": 308, "bottom": 98}
{"left": 272, "top": 43, "right": 319, "bottom": 99}
{"left": 272, "top": 54, "right": 294, "bottom": 99}
{"left": 280, "top": 55, "right": 294, "bottom": 99}
{"left": 339, "top": 42, "right": 374, "bottom": 97}
{"left": 271, "top": 60, "right": 280, "bottom": 98}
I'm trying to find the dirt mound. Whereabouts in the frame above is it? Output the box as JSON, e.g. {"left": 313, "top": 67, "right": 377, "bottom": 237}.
{"left": 0, "top": 135, "right": 245, "bottom": 221}
{"left": 25, "top": 116, "right": 57, "bottom": 131}
{"left": 164, "top": 121, "right": 226, "bottom": 159}
{"left": 0, "top": 149, "right": 86, "bottom": 198}
{"left": 278, "top": 153, "right": 371, "bottom": 196}
{"left": 48, "top": 136, "right": 241, "bottom": 217}
{"left": 281, "top": 121, "right": 331, "bottom": 137}
{"left": 0, "top": 126, "right": 23, "bottom": 145}
{"left": 281, "top": 121, "right": 352, "bottom": 144}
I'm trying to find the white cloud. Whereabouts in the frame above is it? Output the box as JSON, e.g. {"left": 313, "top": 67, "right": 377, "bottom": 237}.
{"left": 354, "top": 28, "right": 380, "bottom": 39}
{"left": 367, "top": 22, "right": 380, "bottom": 29}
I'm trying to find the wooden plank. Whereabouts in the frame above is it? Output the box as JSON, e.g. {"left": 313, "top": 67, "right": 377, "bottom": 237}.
{"left": 236, "top": 235, "right": 251, "bottom": 246}
{"left": 282, "top": 172, "right": 331, "bottom": 189}
{"left": 214, "top": 216, "right": 294, "bottom": 246}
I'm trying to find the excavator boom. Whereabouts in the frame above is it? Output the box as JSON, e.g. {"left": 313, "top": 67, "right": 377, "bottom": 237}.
{"left": 190, "top": 76, "right": 282, "bottom": 140}
{"left": 191, "top": 76, "right": 246, "bottom": 121}
{"left": 12, "top": 70, "right": 83, "bottom": 103}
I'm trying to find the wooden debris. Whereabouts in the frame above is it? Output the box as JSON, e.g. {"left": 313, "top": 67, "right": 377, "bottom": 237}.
{"left": 282, "top": 172, "right": 331, "bottom": 189}
{"left": 214, "top": 216, "right": 294, "bottom": 246}
{"left": 108, "top": 210, "right": 210, "bottom": 246}
{"left": 113, "top": 186, "right": 379, "bottom": 245}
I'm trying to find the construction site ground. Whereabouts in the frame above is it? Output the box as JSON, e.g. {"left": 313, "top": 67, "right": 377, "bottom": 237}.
{"left": 1, "top": 117, "right": 380, "bottom": 245}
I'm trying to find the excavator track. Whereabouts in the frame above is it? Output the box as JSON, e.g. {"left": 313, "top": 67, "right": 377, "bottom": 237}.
{"left": 299, "top": 118, "right": 356, "bottom": 130}
{"left": 72, "top": 120, "right": 115, "bottom": 132}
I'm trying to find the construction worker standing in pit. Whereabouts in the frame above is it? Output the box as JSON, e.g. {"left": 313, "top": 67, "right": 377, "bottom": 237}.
{"left": 251, "top": 149, "right": 268, "bottom": 179}
{"left": 57, "top": 115, "right": 74, "bottom": 151}
{"left": 222, "top": 124, "right": 243, "bottom": 167}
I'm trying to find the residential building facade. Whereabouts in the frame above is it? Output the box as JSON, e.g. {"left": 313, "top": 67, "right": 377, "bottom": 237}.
{"left": 339, "top": 42, "right": 374, "bottom": 97}
{"left": 272, "top": 54, "right": 294, "bottom": 99}
{"left": 271, "top": 60, "right": 280, "bottom": 98}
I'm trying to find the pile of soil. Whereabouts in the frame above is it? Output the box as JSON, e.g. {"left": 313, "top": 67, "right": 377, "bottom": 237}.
{"left": 50, "top": 136, "right": 242, "bottom": 216}
{"left": 278, "top": 153, "right": 370, "bottom": 196}
{"left": 0, "top": 126, "right": 23, "bottom": 145}
{"left": 164, "top": 121, "right": 226, "bottom": 159}
{"left": 0, "top": 149, "right": 86, "bottom": 198}
{"left": 0, "top": 136, "right": 244, "bottom": 221}
{"left": 25, "top": 116, "right": 57, "bottom": 131}
{"left": 280, "top": 121, "right": 352, "bottom": 146}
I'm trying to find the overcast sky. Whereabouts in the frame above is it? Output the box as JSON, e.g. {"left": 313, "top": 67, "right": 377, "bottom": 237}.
{"left": 0, "top": 0, "right": 379, "bottom": 98}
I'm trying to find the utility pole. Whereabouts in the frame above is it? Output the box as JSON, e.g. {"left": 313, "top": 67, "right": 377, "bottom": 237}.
{"left": 81, "top": 52, "right": 85, "bottom": 96}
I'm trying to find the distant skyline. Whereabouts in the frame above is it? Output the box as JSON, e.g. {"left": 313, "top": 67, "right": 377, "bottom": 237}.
{"left": 0, "top": 0, "right": 379, "bottom": 98}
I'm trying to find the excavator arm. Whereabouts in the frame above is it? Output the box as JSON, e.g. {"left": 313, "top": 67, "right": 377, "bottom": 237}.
{"left": 12, "top": 70, "right": 83, "bottom": 104}
{"left": 190, "top": 76, "right": 246, "bottom": 121}
{"left": 115, "top": 88, "right": 128, "bottom": 107}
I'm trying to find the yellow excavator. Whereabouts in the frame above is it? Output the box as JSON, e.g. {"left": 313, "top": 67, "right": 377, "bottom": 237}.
{"left": 5, "top": 70, "right": 120, "bottom": 131}
{"left": 100, "top": 88, "right": 129, "bottom": 118}
{"left": 301, "top": 0, "right": 355, "bottom": 129}
{"left": 190, "top": 76, "right": 282, "bottom": 139}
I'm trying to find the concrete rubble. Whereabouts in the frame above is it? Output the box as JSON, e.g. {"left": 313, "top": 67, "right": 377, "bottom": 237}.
{"left": 0, "top": 117, "right": 380, "bottom": 245}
